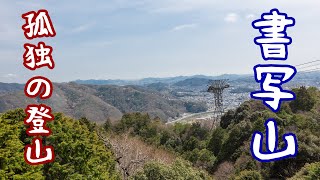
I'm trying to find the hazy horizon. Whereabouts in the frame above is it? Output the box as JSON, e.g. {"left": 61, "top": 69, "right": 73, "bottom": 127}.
{"left": 0, "top": 73, "right": 252, "bottom": 84}
{"left": 1, "top": 0, "right": 319, "bottom": 83}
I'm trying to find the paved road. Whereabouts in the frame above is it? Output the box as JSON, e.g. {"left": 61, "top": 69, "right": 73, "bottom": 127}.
{"left": 166, "top": 110, "right": 217, "bottom": 124}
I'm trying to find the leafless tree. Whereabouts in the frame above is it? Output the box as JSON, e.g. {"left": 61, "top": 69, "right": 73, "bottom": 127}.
{"left": 98, "top": 132, "right": 175, "bottom": 179}
{"left": 214, "top": 161, "right": 235, "bottom": 180}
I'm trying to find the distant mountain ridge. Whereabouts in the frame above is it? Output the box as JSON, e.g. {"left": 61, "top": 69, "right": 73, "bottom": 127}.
{"left": 0, "top": 82, "right": 206, "bottom": 123}
{"left": 0, "top": 82, "right": 24, "bottom": 94}
{"left": 173, "top": 78, "right": 211, "bottom": 87}
{"left": 1, "top": 72, "right": 319, "bottom": 123}
{"left": 73, "top": 74, "right": 250, "bottom": 86}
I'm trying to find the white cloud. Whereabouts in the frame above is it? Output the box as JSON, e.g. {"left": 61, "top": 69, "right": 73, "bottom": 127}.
{"left": 146, "top": 0, "right": 320, "bottom": 15}
{"left": 246, "top": 14, "right": 256, "bottom": 20}
{"left": 171, "top": 23, "right": 197, "bottom": 31}
{"left": 81, "top": 40, "right": 113, "bottom": 48}
{"left": 3, "top": 73, "right": 18, "bottom": 78}
{"left": 224, "top": 13, "right": 239, "bottom": 23}
{"left": 147, "top": 0, "right": 217, "bottom": 13}
{"left": 70, "top": 22, "right": 96, "bottom": 33}
{"left": 15, "top": 1, "right": 43, "bottom": 9}
{"left": 0, "top": 0, "right": 320, "bottom": 82}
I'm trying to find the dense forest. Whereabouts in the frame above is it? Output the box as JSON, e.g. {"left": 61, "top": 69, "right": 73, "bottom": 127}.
{"left": 1, "top": 86, "right": 319, "bottom": 179}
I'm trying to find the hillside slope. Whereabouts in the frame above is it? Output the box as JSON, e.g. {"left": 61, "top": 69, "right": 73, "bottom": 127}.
{"left": 108, "top": 86, "right": 320, "bottom": 179}
{"left": 0, "top": 82, "right": 201, "bottom": 123}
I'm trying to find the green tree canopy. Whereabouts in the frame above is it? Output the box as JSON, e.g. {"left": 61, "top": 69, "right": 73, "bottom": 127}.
{"left": 289, "top": 86, "right": 316, "bottom": 112}
{"left": 131, "top": 159, "right": 212, "bottom": 180}
{"left": 0, "top": 109, "right": 120, "bottom": 179}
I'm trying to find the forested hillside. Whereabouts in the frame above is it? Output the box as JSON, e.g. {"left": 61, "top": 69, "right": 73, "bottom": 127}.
{"left": 106, "top": 86, "right": 320, "bottom": 179}
{"left": 0, "top": 109, "right": 120, "bottom": 179}
{"left": 0, "top": 82, "right": 207, "bottom": 123}
{"left": 0, "top": 109, "right": 211, "bottom": 179}
{"left": 1, "top": 86, "right": 319, "bottom": 179}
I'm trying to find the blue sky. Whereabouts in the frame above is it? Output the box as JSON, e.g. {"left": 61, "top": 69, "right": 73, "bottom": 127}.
{"left": 0, "top": 0, "right": 319, "bottom": 83}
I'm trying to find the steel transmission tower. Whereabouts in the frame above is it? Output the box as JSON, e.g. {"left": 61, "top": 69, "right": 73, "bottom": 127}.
{"left": 207, "top": 79, "right": 230, "bottom": 129}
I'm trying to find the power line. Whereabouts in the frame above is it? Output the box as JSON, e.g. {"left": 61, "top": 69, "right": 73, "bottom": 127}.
{"left": 295, "top": 59, "right": 320, "bottom": 67}
{"left": 299, "top": 68, "right": 320, "bottom": 73}
{"left": 298, "top": 63, "right": 320, "bottom": 70}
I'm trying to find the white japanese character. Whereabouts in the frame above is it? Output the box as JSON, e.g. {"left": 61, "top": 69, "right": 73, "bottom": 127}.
{"left": 251, "top": 119, "right": 297, "bottom": 162}
{"left": 24, "top": 138, "right": 54, "bottom": 165}
{"left": 252, "top": 9, "right": 295, "bottom": 60}
{"left": 25, "top": 104, "right": 53, "bottom": 136}
{"left": 251, "top": 65, "right": 296, "bottom": 112}
{"left": 22, "top": 10, "right": 56, "bottom": 39}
